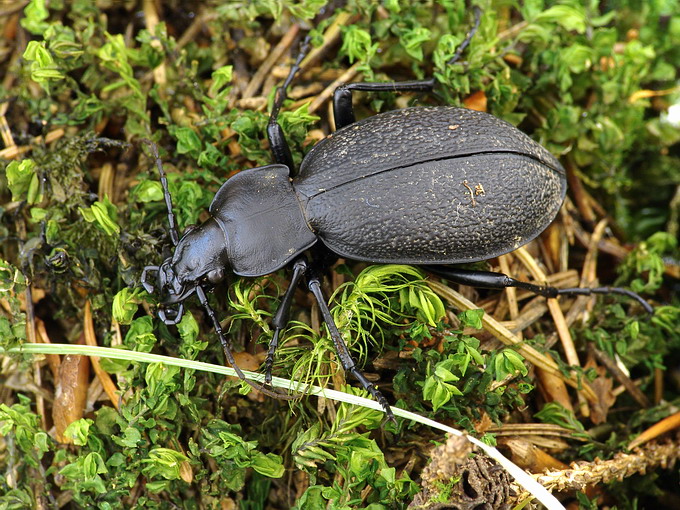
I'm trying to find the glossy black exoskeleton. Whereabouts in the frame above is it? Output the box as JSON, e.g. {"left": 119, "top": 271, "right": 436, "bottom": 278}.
{"left": 141, "top": 17, "right": 652, "bottom": 420}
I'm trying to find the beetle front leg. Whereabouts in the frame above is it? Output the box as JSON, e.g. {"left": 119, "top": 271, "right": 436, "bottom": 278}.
{"left": 306, "top": 273, "right": 395, "bottom": 422}
{"left": 424, "top": 266, "right": 653, "bottom": 314}
{"left": 195, "top": 285, "right": 298, "bottom": 401}
{"left": 264, "top": 257, "right": 309, "bottom": 385}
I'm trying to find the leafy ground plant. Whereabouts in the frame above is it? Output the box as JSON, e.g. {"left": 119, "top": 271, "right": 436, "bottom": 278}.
{"left": 1, "top": 1, "right": 680, "bottom": 508}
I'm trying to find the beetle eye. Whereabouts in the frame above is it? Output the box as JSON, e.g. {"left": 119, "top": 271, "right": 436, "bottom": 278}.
{"left": 207, "top": 268, "right": 225, "bottom": 284}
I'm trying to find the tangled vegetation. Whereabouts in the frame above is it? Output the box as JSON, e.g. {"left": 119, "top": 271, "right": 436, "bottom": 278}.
{"left": 1, "top": 1, "right": 680, "bottom": 508}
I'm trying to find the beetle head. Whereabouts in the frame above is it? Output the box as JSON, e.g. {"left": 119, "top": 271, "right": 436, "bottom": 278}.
{"left": 142, "top": 218, "right": 230, "bottom": 323}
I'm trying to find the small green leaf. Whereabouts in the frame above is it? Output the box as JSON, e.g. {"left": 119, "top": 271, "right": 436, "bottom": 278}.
{"left": 341, "top": 25, "right": 377, "bottom": 63}
{"left": 175, "top": 127, "right": 202, "bottom": 155}
{"left": 251, "top": 452, "right": 285, "bottom": 478}
{"left": 63, "top": 418, "right": 92, "bottom": 446}
{"left": 124, "top": 316, "right": 157, "bottom": 353}
{"left": 23, "top": 41, "right": 64, "bottom": 87}
{"left": 6, "top": 159, "right": 41, "bottom": 203}
{"left": 79, "top": 196, "right": 120, "bottom": 236}
{"left": 177, "top": 311, "right": 199, "bottom": 345}
{"left": 209, "top": 65, "right": 233, "bottom": 97}
{"left": 535, "top": 5, "right": 587, "bottom": 33}
{"left": 400, "top": 26, "right": 432, "bottom": 61}
{"left": 133, "top": 180, "right": 163, "bottom": 203}
{"left": 142, "top": 448, "right": 188, "bottom": 480}
{"left": 459, "top": 309, "right": 484, "bottom": 329}
{"left": 20, "top": 0, "right": 50, "bottom": 36}
{"left": 113, "top": 287, "right": 142, "bottom": 324}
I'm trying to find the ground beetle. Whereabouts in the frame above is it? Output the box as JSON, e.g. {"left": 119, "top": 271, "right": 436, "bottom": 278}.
{"left": 141, "top": 16, "right": 652, "bottom": 420}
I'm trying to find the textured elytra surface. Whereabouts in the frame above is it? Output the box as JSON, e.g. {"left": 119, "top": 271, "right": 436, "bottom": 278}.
{"left": 294, "top": 106, "right": 566, "bottom": 264}
{"left": 299, "top": 153, "right": 564, "bottom": 263}
{"left": 295, "top": 106, "right": 564, "bottom": 195}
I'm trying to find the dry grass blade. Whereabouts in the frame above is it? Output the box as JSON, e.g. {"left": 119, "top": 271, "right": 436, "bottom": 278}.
{"left": 628, "top": 411, "right": 680, "bottom": 449}
{"left": 83, "top": 300, "right": 121, "bottom": 410}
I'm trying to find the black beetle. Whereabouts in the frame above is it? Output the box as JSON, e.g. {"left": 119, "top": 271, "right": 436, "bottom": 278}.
{"left": 141, "top": 24, "right": 652, "bottom": 420}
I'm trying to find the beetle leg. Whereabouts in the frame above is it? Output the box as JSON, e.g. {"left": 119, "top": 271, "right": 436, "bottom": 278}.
{"left": 264, "top": 257, "right": 308, "bottom": 385}
{"left": 307, "top": 273, "right": 396, "bottom": 423}
{"left": 552, "top": 286, "right": 653, "bottom": 314}
{"left": 194, "top": 285, "right": 298, "bottom": 401}
{"left": 332, "top": 7, "right": 482, "bottom": 130}
{"left": 267, "top": 35, "right": 311, "bottom": 175}
{"left": 424, "top": 266, "right": 653, "bottom": 315}
{"left": 446, "top": 6, "right": 482, "bottom": 66}
{"left": 333, "top": 80, "right": 436, "bottom": 130}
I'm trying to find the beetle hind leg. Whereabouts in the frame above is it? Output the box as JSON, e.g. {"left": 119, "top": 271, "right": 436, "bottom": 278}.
{"left": 424, "top": 266, "right": 653, "bottom": 314}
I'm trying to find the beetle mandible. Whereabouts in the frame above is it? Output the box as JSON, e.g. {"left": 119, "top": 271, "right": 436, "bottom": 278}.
{"left": 141, "top": 16, "right": 652, "bottom": 420}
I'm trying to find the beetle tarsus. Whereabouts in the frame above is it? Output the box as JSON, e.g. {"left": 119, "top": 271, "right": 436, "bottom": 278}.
{"left": 446, "top": 6, "right": 482, "bottom": 66}
{"left": 267, "top": 35, "right": 312, "bottom": 173}
{"left": 556, "top": 286, "right": 654, "bottom": 315}
{"left": 425, "top": 266, "right": 653, "bottom": 314}
{"left": 141, "top": 139, "right": 180, "bottom": 246}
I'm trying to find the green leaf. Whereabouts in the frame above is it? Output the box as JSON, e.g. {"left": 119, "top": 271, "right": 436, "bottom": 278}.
{"left": 142, "top": 448, "right": 188, "bottom": 480}
{"left": 124, "top": 316, "right": 157, "bottom": 353}
{"left": 175, "top": 127, "right": 202, "bottom": 155}
{"left": 6, "top": 159, "right": 41, "bottom": 203}
{"left": 23, "top": 41, "right": 65, "bottom": 87}
{"left": 177, "top": 311, "right": 199, "bottom": 345}
{"left": 400, "top": 26, "right": 432, "bottom": 61}
{"left": 458, "top": 309, "right": 484, "bottom": 329}
{"left": 534, "top": 5, "right": 587, "bottom": 33}
{"left": 250, "top": 452, "right": 285, "bottom": 478}
{"left": 133, "top": 180, "right": 163, "bottom": 203}
{"left": 79, "top": 196, "right": 120, "bottom": 237}
{"left": 63, "top": 418, "right": 92, "bottom": 446}
{"left": 20, "top": 0, "right": 50, "bottom": 35}
{"left": 209, "top": 65, "right": 233, "bottom": 97}
{"left": 112, "top": 287, "right": 142, "bottom": 324}
{"left": 341, "top": 25, "right": 377, "bottom": 63}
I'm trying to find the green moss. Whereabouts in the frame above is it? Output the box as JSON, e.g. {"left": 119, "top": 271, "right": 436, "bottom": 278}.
{"left": 1, "top": 1, "right": 679, "bottom": 508}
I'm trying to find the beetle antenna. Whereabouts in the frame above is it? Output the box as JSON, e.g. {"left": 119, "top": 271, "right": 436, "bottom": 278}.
{"left": 142, "top": 139, "right": 180, "bottom": 246}
{"left": 195, "top": 285, "right": 299, "bottom": 401}
{"left": 447, "top": 6, "right": 482, "bottom": 66}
